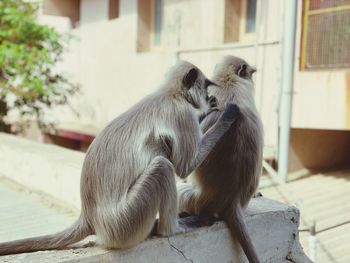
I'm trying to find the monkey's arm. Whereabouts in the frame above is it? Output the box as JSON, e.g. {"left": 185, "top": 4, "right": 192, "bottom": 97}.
{"left": 178, "top": 103, "right": 240, "bottom": 178}
{"left": 200, "top": 110, "right": 222, "bottom": 134}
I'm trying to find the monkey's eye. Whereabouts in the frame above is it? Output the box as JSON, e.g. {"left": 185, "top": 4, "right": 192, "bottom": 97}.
{"left": 237, "top": 64, "right": 247, "bottom": 78}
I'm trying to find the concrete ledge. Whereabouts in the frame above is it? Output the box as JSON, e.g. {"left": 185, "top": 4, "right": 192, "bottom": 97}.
{"left": 0, "top": 133, "right": 84, "bottom": 209}
{"left": 1, "top": 198, "right": 311, "bottom": 263}
{"left": 0, "top": 133, "right": 311, "bottom": 262}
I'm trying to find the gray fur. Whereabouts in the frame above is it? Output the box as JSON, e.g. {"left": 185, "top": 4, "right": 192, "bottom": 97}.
{"left": 0, "top": 60, "right": 239, "bottom": 255}
{"left": 178, "top": 56, "right": 263, "bottom": 263}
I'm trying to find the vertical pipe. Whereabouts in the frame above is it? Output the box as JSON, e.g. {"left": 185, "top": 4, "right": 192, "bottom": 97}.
{"left": 254, "top": 0, "right": 262, "bottom": 111}
{"left": 175, "top": 10, "right": 182, "bottom": 61}
{"left": 308, "top": 220, "right": 317, "bottom": 262}
{"left": 278, "top": 0, "right": 298, "bottom": 182}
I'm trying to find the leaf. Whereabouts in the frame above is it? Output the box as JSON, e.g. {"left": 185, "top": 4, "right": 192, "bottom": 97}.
{"left": 0, "top": 0, "right": 79, "bottom": 133}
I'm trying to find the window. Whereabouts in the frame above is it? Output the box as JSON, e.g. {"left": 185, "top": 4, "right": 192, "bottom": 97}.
{"left": 137, "top": 0, "right": 163, "bottom": 52}
{"left": 224, "top": 0, "right": 256, "bottom": 43}
{"left": 245, "top": 0, "right": 256, "bottom": 33}
{"left": 154, "top": 0, "right": 162, "bottom": 46}
{"left": 108, "top": 0, "right": 119, "bottom": 20}
{"left": 224, "top": 0, "right": 241, "bottom": 43}
{"left": 300, "top": 0, "right": 350, "bottom": 70}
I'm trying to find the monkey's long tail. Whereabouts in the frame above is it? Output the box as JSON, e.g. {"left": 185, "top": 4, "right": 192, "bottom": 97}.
{"left": 0, "top": 215, "right": 92, "bottom": 256}
{"left": 223, "top": 206, "right": 261, "bottom": 263}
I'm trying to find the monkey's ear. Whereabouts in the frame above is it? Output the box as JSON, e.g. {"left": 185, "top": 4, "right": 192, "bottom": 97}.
{"left": 183, "top": 68, "right": 198, "bottom": 89}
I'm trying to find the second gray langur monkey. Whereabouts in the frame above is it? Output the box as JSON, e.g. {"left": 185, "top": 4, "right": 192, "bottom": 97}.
{"left": 0, "top": 61, "right": 240, "bottom": 255}
{"left": 178, "top": 56, "right": 263, "bottom": 263}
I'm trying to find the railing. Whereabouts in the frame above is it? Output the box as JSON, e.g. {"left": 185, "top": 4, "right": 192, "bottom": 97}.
{"left": 175, "top": 40, "right": 279, "bottom": 57}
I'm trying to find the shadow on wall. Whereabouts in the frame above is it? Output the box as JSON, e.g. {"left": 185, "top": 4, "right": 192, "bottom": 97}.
{"left": 289, "top": 128, "right": 350, "bottom": 174}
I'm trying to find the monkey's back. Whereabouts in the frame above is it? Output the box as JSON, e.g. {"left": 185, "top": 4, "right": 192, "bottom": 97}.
{"left": 80, "top": 90, "right": 199, "bottom": 222}
{"left": 195, "top": 103, "right": 263, "bottom": 212}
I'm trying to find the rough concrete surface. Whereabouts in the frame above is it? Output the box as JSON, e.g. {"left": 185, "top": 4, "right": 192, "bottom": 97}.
{"left": 0, "top": 198, "right": 311, "bottom": 263}
{"left": 0, "top": 133, "right": 84, "bottom": 209}
{"left": 0, "top": 133, "right": 312, "bottom": 262}
{"left": 0, "top": 176, "right": 78, "bottom": 242}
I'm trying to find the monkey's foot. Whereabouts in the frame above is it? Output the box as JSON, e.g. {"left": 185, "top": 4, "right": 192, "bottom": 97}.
{"left": 67, "top": 240, "right": 97, "bottom": 249}
{"left": 178, "top": 214, "right": 215, "bottom": 229}
{"left": 149, "top": 219, "right": 185, "bottom": 237}
{"left": 253, "top": 191, "right": 263, "bottom": 198}
{"left": 149, "top": 214, "right": 215, "bottom": 238}
{"left": 149, "top": 220, "right": 159, "bottom": 237}
{"left": 80, "top": 241, "right": 97, "bottom": 248}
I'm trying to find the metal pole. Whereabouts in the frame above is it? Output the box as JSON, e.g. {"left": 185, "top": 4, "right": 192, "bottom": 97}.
{"left": 254, "top": 0, "right": 262, "bottom": 111}
{"left": 308, "top": 220, "right": 317, "bottom": 262}
{"left": 278, "top": 0, "right": 298, "bottom": 182}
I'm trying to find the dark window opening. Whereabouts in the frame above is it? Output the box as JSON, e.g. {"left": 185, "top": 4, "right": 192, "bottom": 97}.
{"left": 245, "top": 0, "right": 256, "bottom": 33}
{"left": 154, "top": 0, "right": 162, "bottom": 46}
{"left": 137, "top": 0, "right": 163, "bottom": 52}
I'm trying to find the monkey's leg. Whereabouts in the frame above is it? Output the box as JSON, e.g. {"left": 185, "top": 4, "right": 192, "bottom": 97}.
{"left": 117, "top": 156, "right": 179, "bottom": 245}
{"left": 178, "top": 213, "right": 215, "bottom": 229}
{"left": 177, "top": 183, "right": 215, "bottom": 228}
{"left": 99, "top": 156, "right": 180, "bottom": 248}
{"left": 177, "top": 183, "right": 199, "bottom": 214}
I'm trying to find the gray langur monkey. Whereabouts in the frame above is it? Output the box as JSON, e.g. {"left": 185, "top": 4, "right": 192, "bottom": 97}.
{"left": 178, "top": 56, "right": 263, "bottom": 263}
{"left": 0, "top": 61, "right": 240, "bottom": 256}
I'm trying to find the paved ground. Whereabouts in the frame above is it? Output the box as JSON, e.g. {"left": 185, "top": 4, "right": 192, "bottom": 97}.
{"left": 261, "top": 168, "right": 350, "bottom": 263}
{"left": 0, "top": 176, "right": 78, "bottom": 243}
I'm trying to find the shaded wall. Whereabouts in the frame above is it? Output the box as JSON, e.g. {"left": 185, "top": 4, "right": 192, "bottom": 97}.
{"left": 289, "top": 128, "right": 350, "bottom": 172}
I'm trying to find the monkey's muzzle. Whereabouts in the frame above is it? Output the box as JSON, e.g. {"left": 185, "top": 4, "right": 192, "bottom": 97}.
{"left": 208, "top": 96, "right": 217, "bottom": 108}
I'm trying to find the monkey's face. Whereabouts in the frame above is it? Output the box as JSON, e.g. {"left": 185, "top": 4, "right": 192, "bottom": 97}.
{"left": 234, "top": 63, "right": 256, "bottom": 81}
{"left": 214, "top": 56, "right": 256, "bottom": 85}
{"left": 227, "top": 56, "right": 256, "bottom": 84}
{"left": 182, "top": 67, "right": 218, "bottom": 117}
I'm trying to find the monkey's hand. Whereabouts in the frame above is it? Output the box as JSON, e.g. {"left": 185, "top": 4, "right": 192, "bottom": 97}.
{"left": 221, "top": 102, "right": 241, "bottom": 121}
{"left": 208, "top": 95, "right": 218, "bottom": 109}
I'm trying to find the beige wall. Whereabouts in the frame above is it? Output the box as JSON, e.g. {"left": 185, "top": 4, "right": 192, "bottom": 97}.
{"left": 43, "top": 0, "right": 80, "bottom": 27}
{"left": 39, "top": 0, "right": 350, "bottom": 151}
{"left": 40, "top": 0, "right": 283, "bottom": 147}
{"left": 80, "top": 0, "right": 109, "bottom": 24}
{"left": 291, "top": 0, "right": 350, "bottom": 131}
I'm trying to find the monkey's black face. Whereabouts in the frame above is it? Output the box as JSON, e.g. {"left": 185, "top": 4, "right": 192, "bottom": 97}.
{"left": 204, "top": 79, "right": 218, "bottom": 103}
{"left": 196, "top": 79, "right": 216, "bottom": 109}
{"left": 199, "top": 95, "right": 217, "bottom": 122}
{"left": 235, "top": 63, "right": 256, "bottom": 80}
{"left": 182, "top": 67, "right": 218, "bottom": 115}
{"left": 202, "top": 79, "right": 219, "bottom": 110}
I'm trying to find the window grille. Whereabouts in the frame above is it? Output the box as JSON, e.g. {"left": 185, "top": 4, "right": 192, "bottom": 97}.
{"left": 301, "top": 0, "right": 350, "bottom": 70}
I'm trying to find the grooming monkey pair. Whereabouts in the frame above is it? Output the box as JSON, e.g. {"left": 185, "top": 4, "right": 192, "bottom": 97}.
{"left": 0, "top": 56, "right": 263, "bottom": 263}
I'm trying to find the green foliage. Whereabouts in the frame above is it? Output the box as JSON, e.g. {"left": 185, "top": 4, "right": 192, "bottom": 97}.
{"left": 0, "top": 0, "right": 78, "bottom": 132}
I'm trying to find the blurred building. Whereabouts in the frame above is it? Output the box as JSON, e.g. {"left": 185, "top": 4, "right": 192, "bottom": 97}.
{"left": 39, "top": 0, "right": 350, "bottom": 175}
